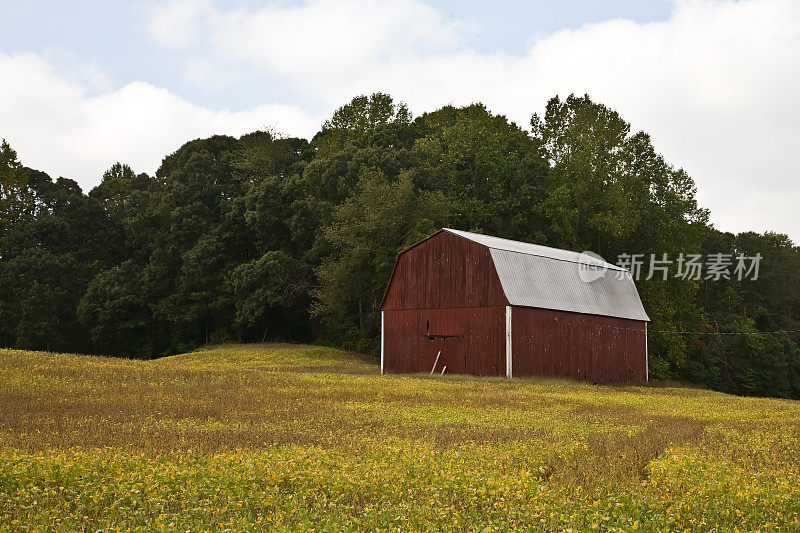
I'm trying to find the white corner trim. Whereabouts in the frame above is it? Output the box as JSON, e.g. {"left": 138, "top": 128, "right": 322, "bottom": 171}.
{"left": 505, "top": 305, "right": 512, "bottom": 378}
{"left": 380, "top": 311, "right": 385, "bottom": 375}
{"left": 645, "top": 322, "right": 649, "bottom": 382}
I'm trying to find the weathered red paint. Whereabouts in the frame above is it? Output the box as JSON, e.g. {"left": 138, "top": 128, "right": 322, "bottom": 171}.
{"left": 511, "top": 307, "right": 647, "bottom": 383}
{"left": 381, "top": 230, "right": 508, "bottom": 375}
{"left": 380, "top": 230, "right": 648, "bottom": 383}
{"left": 382, "top": 307, "right": 506, "bottom": 375}
{"left": 381, "top": 230, "right": 508, "bottom": 310}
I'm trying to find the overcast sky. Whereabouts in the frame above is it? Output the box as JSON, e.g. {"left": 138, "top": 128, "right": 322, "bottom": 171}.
{"left": 1, "top": 0, "right": 798, "bottom": 240}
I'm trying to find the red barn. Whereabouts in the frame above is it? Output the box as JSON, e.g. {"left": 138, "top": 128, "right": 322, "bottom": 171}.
{"left": 379, "top": 229, "right": 650, "bottom": 383}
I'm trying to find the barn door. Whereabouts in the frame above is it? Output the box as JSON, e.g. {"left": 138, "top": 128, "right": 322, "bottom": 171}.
{"left": 430, "top": 336, "right": 466, "bottom": 374}
{"left": 425, "top": 316, "right": 466, "bottom": 374}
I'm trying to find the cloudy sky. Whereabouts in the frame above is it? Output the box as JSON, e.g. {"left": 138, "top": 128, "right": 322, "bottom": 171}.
{"left": 1, "top": 0, "right": 799, "bottom": 240}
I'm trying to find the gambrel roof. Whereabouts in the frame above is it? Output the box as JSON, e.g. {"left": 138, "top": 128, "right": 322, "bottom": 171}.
{"left": 444, "top": 229, "right": 650, "bottom": 322}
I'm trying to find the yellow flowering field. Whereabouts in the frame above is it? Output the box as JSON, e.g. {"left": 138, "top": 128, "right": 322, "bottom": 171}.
{"left": 2, "top": 344, "right": 800, "bottom": 531}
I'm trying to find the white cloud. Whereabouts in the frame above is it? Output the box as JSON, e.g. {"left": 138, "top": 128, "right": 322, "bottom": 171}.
{"left": 146, "top": 0, "right": 469, "bottom": 87}
{"left": 2, "top": 0, "right": 799, "bottom": 240}
{"left": 0, "top": 51, "right": 321, "bottom": 191}
{"left": 141, "top": 0, "right": 800, "bottom": 239}
{"left": 146, "top": 0, "right": 212, "bottom": 47}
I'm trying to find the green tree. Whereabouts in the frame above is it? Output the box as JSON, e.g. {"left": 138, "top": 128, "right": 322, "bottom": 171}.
{"left": 0, "top": 139, "right": 35, "bottom": 238}
{"left": 685, "top": 229, "right": 800, "bottom": 395}
{"left": 532, "top": 95, "right": 641, "bottom": 251}
{"left": 77, "top": 260, "right": 157, "bottom": 357}
{"left": 531, "top": 94, "right": 709, "bottom": 377}
{"left": 415, "top": 104, "right": 548, "bottom": 239}
{"left": 89, "top": 162, "right": 154, "bottom": 223}
{"left": 0, "top": 171, "right": 123, "bottom": 352}
{"left": 228, "top": 251, "right": 311, "bottom": 342}
{"left": 313, "top": 93, "right": 413, "bottom": 157}
{"left": 312, "top": 168, "right": 449, "bottom": 347}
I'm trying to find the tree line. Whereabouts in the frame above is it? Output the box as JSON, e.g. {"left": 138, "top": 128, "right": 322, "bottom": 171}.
{"left": 2, "top": 93, "right": 799, "bottom": 398}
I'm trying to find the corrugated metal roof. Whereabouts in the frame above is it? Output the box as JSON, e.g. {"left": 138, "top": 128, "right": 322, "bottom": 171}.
{"left": 444, "top": 229, "right": 650, "bottom": 322}
{"left": 444, "top": 228, "right": 625, "bottom": 271}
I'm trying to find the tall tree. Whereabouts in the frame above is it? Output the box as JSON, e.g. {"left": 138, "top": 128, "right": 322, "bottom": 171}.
{"left": 531, "top": 95, "right": 709, "bottom": 377}
{"left": 89, "top": 162, "right": 154, "bottom": 223}
{"left": 415, "top": 104, "right": 548, "bottom": 240}
{"left": 77, "top": 260, "right": 157, "bottom": 357}
{"left": 228, "top": 251, "right": 311, "bottom": 342}
{"left": 313, "top": 93, "right": 413, "bottom": 157}
{"left": 313, "top": 168, "right": 449, "bottom": 347}
{"left": 0, "top": 139, "right": 35, "bottom": 238}
{"left": 0, "top": 171, "right": 123, "bottom": 352}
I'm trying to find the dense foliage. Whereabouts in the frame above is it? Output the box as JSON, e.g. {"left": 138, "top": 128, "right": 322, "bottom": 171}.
{"left": 1, "top": 94, "right": 799, "bottom": 397}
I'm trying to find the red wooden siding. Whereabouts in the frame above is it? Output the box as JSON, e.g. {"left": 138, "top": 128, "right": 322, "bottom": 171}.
{"left": 381, "top": 231, "right": 508, "bottom": 310}
{"left": 381, "top": 231, "right": 509, "bottom": 376}
{"left": 382, "top": 307, "right": 506, "bottom": 376}
{"left": 380, "top": 229, "right": 648, "bottom": 383}
{"left": 511, "top": 307, "right": 647, "bottom": 383}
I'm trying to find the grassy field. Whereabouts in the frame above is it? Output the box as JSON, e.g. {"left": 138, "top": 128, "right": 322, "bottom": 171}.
{"left": 1, "top": 344, "right": 800, "bottom": 531}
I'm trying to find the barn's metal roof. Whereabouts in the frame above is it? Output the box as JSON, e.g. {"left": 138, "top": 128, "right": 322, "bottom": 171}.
{"left": 444, "top": 229, "right": 650, "bottom": 322}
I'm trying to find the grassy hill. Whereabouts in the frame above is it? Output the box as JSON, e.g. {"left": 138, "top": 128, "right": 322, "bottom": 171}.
{"left": 2, "top": 344, "right": 800, "bottom": 531}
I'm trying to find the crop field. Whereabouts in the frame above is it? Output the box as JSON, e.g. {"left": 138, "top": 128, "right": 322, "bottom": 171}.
{"left": 1, "top": 344, "right": 800, "bottom": 531}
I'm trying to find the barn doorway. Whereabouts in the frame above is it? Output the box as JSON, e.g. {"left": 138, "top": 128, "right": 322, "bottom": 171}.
{"left": 425, "top": 320, "right": 466, "bottom": 374}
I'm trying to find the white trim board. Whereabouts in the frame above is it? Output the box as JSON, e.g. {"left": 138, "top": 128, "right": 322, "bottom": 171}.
{"left": 505, "top": 306, "right": 512, "bottom": 378}
{"left": 645, "top": 322, "right": 648, "bottom": 382}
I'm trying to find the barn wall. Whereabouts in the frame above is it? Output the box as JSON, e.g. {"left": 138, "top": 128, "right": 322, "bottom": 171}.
{"left": 381, "top": 231, "right": 508, "bottom": 310}
{"left": 511, "top": 307, "right": 647, "bottom": 383}
{"left": 382, "top": 307, "right": 506, "bottom": 376}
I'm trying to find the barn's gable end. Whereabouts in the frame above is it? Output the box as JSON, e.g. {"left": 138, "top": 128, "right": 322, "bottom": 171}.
{"left": 380, "top": 230, "right": 508, "bottom": 310}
